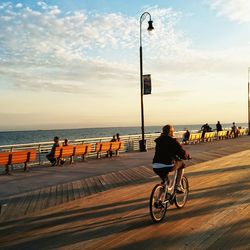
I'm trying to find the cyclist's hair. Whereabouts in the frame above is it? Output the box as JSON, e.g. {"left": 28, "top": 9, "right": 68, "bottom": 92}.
{"left": 161, "top": 124, "right": 173, "bottom": 136}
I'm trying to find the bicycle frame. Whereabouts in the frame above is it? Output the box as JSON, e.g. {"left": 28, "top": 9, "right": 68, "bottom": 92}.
{"left": 161, "top": 170, "right": 178, "bottom": 205}
{"left": 150, "top": 163, "right": 190, "bottom": 223}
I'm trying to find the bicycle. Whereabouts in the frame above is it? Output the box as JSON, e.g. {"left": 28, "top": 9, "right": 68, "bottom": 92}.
{"left": 149, "top": 164, "right": 189, "bottom": 223}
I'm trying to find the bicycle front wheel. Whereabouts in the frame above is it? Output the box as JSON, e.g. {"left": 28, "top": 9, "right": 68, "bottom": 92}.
{"left": 174, "top": 175, "right": 189, "bottom": 208}
{"left": 149, "top": 184, "right": 167, "bottom": 223}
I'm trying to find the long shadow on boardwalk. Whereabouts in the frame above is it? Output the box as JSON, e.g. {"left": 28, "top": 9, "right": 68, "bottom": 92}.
{"left": 112, "top": 218, "right": 250, "bottom": 250}
{"left": 1, "top": 172, "right": 249, "bottom": 249}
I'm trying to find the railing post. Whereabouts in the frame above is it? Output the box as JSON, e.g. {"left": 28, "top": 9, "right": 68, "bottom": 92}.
{"left": 38, "top": 144, "right": 41, "bottom": 165}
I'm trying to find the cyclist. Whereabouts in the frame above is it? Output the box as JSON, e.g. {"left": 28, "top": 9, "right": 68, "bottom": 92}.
{"left": 152, "top": 124, "right": 190, "bottom": 193}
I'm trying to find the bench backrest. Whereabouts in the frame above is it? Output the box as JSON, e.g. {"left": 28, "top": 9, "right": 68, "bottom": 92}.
{"left": 189, "top": 133, "right": 202, "bottom": 141}
{"left": 204, "top": 132, "right": 216, "bottom": 139}
{"left": 0, "top": 152, "right": 11, "bottom": 165}
{"left": 95, "top": 142, "right": 112, "bottom": 152}
{"left": 110, "top": 141, "right": 124, "bottom": 151}
{"left": 54, "top": 147, "right": 62, "bottom": 158}
{"left": 74, "top": 144, "right": 92, "bottom": 156}
{"left": 239, "top": 128, "right": 246, "bottom": 135}
{"left": 54, "top": 144, "right": 92, "bottom": 158}
{"left": 0, "top": 150, "right": 36, "bottom": 165}
{"left": 61, "top": 146, "right": 75, "bottom": 157}
{"left": 217, "top": 130, "right": 227, "bottom": 137}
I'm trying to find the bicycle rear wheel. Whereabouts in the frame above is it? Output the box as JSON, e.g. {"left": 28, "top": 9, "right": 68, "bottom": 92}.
{"left": 174, "top": 175, "right": 189, "bottom": 208}
{"left": 149, "top": 184, "right": 167, "bottom": 223}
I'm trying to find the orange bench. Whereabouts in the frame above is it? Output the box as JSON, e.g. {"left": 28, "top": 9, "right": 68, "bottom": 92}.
{"left": 54, "top": 144, "right": 92, "bottom": 165}
{"left": 95, "top": 141, "right": 124, "bottom": 158}
{"left": 0, "top": 150, "right": 36, "bottom": 175}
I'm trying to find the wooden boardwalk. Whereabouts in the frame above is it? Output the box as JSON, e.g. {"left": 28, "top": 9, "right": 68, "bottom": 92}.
{"left": 0, "top": 136, "right": 249, "bottom": 249}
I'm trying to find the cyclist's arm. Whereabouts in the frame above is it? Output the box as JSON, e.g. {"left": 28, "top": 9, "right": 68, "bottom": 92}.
{"left": 173, "top": 139, "right": 190, "bottom": 160}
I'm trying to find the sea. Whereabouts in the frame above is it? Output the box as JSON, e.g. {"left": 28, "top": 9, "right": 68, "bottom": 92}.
{"left": 0, "top": 123, "right": 247, "bottom": 146}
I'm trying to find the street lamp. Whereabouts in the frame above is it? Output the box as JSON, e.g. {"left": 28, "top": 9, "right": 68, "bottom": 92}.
{"left": 139, "top": 12, "right": 154, "bottom": 152}
{"left": 248, "top": 67, "right": 250, "bottom": 135}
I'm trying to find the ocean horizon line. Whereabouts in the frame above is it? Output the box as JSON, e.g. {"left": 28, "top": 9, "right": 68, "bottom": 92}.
{"left": 0, "top": 121, "right": 247, "bottom": 133}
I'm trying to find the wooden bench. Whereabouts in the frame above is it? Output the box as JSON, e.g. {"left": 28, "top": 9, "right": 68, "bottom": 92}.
{"left": 0, "top": 150, "right": 36, "bottom": 175}
{"left": 217, "top": 130, "right": 228, "bottom": 140}
{"left": 204, "top": 132, "right": 216, "bottom": 142}
{"left": 238, "top": 128, "right": 247, "bottom": 136}
{"left": 95, "top": 141, "right": 124, "bottom": 159}
{"left": 187, "top": 133, "right": 202, "bottom": 144}
{"left": 54, "top": 144, "right": 92, "bottom": 165}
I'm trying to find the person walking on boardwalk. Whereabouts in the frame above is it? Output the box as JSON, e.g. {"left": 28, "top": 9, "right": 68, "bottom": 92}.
{"left": 152, "top": 124, "right": 190, "bottom": 193}
{"left": 231, "top": 122, "right": 238, "bottom": 138}
{"left": 46, "top": 136, "right": 60, "bottom": 166}
{"left": 201, "top": 123, "right": 212, "bottom": 139}
{"left": 216, "top": 121, "right": 222, "bottom": 132}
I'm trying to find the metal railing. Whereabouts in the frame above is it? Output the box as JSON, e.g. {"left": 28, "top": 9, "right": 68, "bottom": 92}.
{"left": 0, "top": 132, "right": 175, "bottom": 166}
{"left": 0, "top": 128, "right": 248, "bottom": 170}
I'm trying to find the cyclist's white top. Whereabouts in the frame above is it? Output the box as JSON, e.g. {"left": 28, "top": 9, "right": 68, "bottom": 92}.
{"left": 152, "top": 163, "right": 174, "bottom": 169}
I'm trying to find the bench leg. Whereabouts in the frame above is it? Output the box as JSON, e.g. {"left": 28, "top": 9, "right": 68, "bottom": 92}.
{"left": 70, "top": 156, "right": 74, "bottom": 164}
{"left": 24, "top": 163, "right": 29, "bottom": 172}
{"left": 97, "top": 152, "right": 100, "bottom": 159}
{"left": 5, "top": 165, "right": 10, "bottom": 175}
{"left": 56, "top": 158, "right": 60, "bottom": 166}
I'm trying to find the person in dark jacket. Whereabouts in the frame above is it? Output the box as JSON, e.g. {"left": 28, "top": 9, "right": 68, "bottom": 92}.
{"left": 46, "top": 136, "right": 60, "bottom": 166}
{"left": 152, "top": 124, "right": 190, "bottom": 192}
{"left": 216, "top": 121, "right": 222, "bottom": 132}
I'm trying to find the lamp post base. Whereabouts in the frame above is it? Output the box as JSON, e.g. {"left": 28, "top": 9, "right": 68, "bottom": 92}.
{"left": 139, "top": 140, "right": 147, "bottom": 152}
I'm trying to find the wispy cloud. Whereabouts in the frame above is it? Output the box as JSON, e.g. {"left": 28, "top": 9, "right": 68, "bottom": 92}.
{"left": 0, "top": 1, "right": 249, "bottom": 95}
{"left": 207, "top": 0, "right": 250, "bottom": 23}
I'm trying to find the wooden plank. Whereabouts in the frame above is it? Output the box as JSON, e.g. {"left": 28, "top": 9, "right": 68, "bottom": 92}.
{"left": 0, "top": 152, "right": 10, "bottom": 165}
{"left": 96, "top": 175, "right": 110, "bottom": 191}
{"left": 66, "top": 182, "right": 74, "bottom": 202}
{"left": 11, "top": 191, "right": 33, "bottom": 219}
{"left": 91, "top": 177, "right": 105, "bottom": 193}
{"left": 80, "top": 178, "right": 92, "bottom": 196}
{"left": 56, "top": 184, "right": 63, "bottom": 205}
{"left": 76, "top": 180, "right": 86, "bottom": 198}
{"left": 113, "top": 171, "right": 131, "bottom": 185}
{"left": 99, "top": 174, "right": 117, "bottom": 190}
{"left": 71, "top": 180, "right": 81, "bottom": 200}
{"left": 105, "top": 173, "right": 120, "bottom": 188}
{"left": 62, "top": 183, "right": 69, "bottom": 203}
{"left": 47, "top": 185, "right": 57, "bottom": 208}
{"left": 39, "top": 186, "right": 52, "bottom": 210}
{"left": 24, "top": 189, "right": 41, "bottom": 215}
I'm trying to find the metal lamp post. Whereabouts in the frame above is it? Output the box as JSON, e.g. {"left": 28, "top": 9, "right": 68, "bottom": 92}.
{"left": 139, "top": 12, "right": 154, "bottom": 152}
{"left": 248, "top": 67, "right": 250, "bottom": 135}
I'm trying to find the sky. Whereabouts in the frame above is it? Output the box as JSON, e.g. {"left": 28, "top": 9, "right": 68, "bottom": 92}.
{"left": 0, "top": 0, "right": 250, "bottom": 131}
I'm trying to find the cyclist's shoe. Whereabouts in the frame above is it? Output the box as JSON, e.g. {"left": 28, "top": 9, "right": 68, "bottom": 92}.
{"left": 175, "top": 185, "right": 185, "bottom": 194}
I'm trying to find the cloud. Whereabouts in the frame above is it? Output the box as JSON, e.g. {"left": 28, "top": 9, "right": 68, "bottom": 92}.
{"left": 0, "top": 1, "right": 249, "bottom": 97}
{"left": 207, "top": 0, "right": 250, "bottom": 23}
{"left": 0, "top": 2, "right": 187, "bottom": 94}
